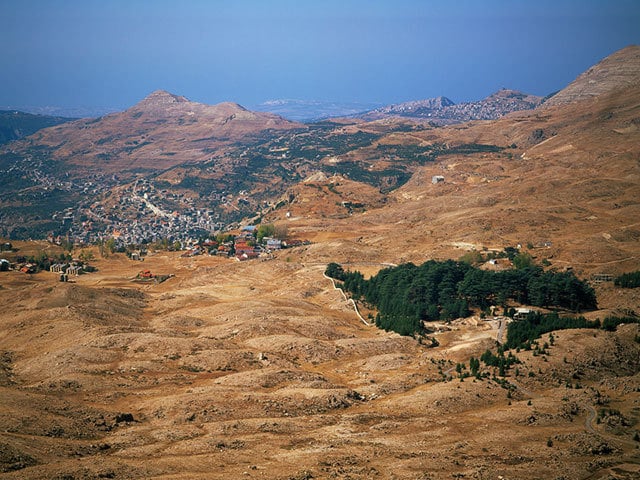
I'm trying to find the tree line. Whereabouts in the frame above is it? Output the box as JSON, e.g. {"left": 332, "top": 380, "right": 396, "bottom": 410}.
{"left": 614, "top": 270, "right": 640, "bottom": 288}
{"left": 505, "top": 311, "right": 638, "bottom": 349}
{"left": 325, "top": 260, "right": 597, "bottom": 336}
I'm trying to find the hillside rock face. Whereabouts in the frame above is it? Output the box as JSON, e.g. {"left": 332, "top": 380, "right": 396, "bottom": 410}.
{"left": 543, "top": 45, "right": 640, "bottom": 107}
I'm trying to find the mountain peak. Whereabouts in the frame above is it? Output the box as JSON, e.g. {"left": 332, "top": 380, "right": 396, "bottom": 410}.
{"left": 148, "top": 90, "right": 189, "bottom": 103}
{"left": 130, "top": 92, "right": 251, "bottom": 117}
{"left": 432, "top": 96, "right": 456, "bottom": 107}
{"left": 486, "top": 88, "right": 533, "bottom": 100}
{"left": 215, "top": 101, "right": 249, "bottom": 112}
{"left": 136, "top": 90, "right": 190, "bottom": 108}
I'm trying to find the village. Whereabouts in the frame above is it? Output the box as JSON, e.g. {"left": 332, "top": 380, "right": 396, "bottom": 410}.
{"left": 166, "top": 224, "right": 308, "bottom": 262}
{"left": 0, "top": 148, "right": 273, "bottom": 246}
{"left": 0, "top": 221, "right": 310, "bottom": 281}
{"left": 42, "top": 173, "right": 266, "bottom": 250}
{"left": 51, "top": 178, "right": 237, "bottom": 247}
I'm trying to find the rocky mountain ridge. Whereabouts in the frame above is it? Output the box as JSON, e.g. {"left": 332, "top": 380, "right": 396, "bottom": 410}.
{"left": 362, "top": 95, "right": 455, "bottom": 117}
{"left": 357, "top": 89, "right": 543, "bottom": 123}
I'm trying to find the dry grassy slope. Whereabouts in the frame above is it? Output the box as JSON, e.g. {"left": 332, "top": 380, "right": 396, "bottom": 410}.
{"left": 14, "top": 90, "right": 301, "bottom": 174}
{"left": 544, "top": 45, "right": 640, "bottom": 107}
{"left": 281, "top": 173, "right": 386, "bottom": 220}
{"left": 277, "top": 84, "right": 640, "bottom": 280}
{"left": 0, "top": 251, "right": 639, "bottom": 479}
{"left": 1, "top": 47, "right": 640, "bottom": 480}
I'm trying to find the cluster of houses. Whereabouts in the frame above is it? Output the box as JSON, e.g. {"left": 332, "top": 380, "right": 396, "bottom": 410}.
{"left": 49, "top": 262, "right": 84, "bottom": 278}
{"left": 0, "top": 243, "right": 14, "bottom": 271}
{"left": 177, "top": 226, "right": 308, "bottom": 262}
{"left": 0, "top": 253, "right": 95, "bottom": 279}
{"left": 60, "top": 203, "right": 224, "bottom": 248}
{"left": 233, "top": 227, "right": 280, "bottom": 261}
{"left": 50, "top": 178, "right": 231, "bottom": 247}
{"left": 0, "top": 257, "right": 36, "bottom": 274}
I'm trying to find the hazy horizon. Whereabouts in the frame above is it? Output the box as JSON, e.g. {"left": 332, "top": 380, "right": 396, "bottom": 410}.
{"left": 2, "top": 0, "right": 639, "bottom": 113}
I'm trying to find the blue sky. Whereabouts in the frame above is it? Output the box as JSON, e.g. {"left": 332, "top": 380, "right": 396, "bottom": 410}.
{"left": 1, "top": 0, "right": 639, "bottom": 110}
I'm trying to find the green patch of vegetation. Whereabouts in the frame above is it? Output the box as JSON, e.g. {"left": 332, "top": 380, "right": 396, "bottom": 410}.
{"left": 376, "top": 142, "right": 503, "bottom": 165}
{"left": 96, "top": 136, "right": 116, "bottom": 145}
{"left": 325, "top": 259, "right": 597, "bottom": 337}
{"left": 151, "top": 180, "right": 172, "bottom": 189}
{"left": 506, "top": 312, "right": 639, "bottom": 349}
{"left": 0, "top": 170, "right": 37, "bottom": 191}
{"left": 0, "top": 110, "right": 73, "bottom": 144}
{"left": 614, "top": 270, "right": 640, "bottom": 288}
{"left": 506, "top": 312, "right": 598, "bottom": 349}
{"left": 247, "top": 155, "right": 272, "bottom": 170}
{"left": 289, "top": 130, "right": 381, "bottom": 160}
{"left": 454, "top": 348, "right": 521, "bottom": 383}
{"left": 375, "top": 143, "right": 441, "bottom": 164}
{"left": 446, "top": 143, "right": 504, "bottom": 155}
{"left": 480, "top": 348, "right": 520, "bottom": 377}
{"left": 0, "top": 151, "right": 24, "bottom": 170}
{"left": 600, "top": 316, "right": 639, "bottom": 332}
{"left": 177, "top": 176, "right": 222, "bottom": 196}
{"left": 327, "top": 164, "right": 411, "bottom": 192}
{"left": 122, "top": 141, "right": 151, "bottom": 153}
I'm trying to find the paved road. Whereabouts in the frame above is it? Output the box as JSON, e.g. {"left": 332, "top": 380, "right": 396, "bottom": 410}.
{"left": 584, "top": 405, "right": 598, "bottom": 435}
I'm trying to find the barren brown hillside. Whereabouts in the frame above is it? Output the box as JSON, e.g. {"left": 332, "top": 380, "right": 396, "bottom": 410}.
{"left": 0, "top": 248, "right": 639, "bottom": 479}
{"left": 273, "top": 82, "right": 640, "bottom": 280}
{"left": 1, "top": 47, "right": 640, "bottom": 479}
{"left": 13, "top": 90, "right": 301, "bottom": 175}
{"left": 543, "top": 45, "right": 640, "bottom": 107}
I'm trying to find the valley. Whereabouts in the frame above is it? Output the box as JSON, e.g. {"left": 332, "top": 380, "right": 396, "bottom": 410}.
{"left": 1, "top": 46, "right": 639, "bottom": 479}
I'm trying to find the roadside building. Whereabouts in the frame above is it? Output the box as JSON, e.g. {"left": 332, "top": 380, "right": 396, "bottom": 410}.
{"left": 265, "top": 238, "right": 282, "bottom": 251}
{"left": 514, "top": 308, "right": 535, "bottom": 320}
{"left": 66, "top": 265, "right": 82, "bottom": 276}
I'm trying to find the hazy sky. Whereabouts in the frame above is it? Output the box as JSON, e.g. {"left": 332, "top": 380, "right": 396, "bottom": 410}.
{"left": 1, "top": 0, "right": 639, "bottom": 110}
